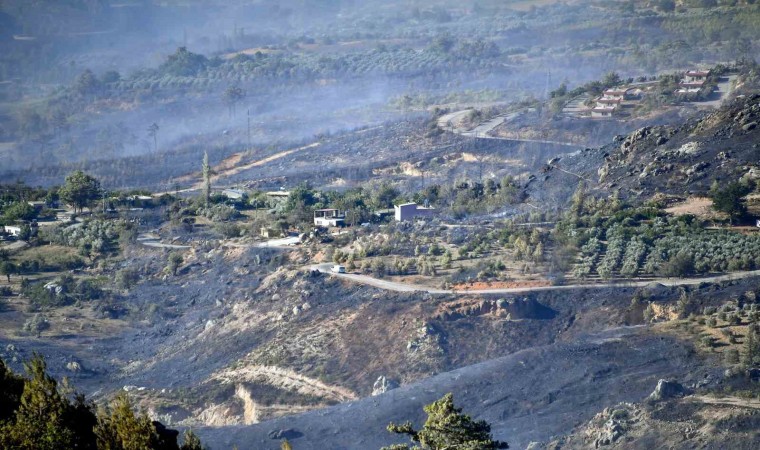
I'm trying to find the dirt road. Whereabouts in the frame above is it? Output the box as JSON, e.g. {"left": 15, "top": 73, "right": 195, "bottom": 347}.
{"left": 312, "top": 263, "right": 760, "bottom": 295}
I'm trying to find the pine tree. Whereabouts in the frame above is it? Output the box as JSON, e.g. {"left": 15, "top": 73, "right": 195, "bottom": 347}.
{"left": 180, "top": 430, "right": 205, "bottom": 450}
{"left": 202, "top": 151, "right": 211, "bottom": 206}
{"left": 382, "top": 393, "right": 508, "bottom": 450}
{"left": 744, "top": 324, "right": 759, "bottom": 367}
{"left": 6, "top": 356, "right": 77, "bottom": 450}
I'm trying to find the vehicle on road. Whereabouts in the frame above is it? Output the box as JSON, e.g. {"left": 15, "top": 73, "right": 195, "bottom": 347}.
{"left": 331, "top": 265, "right": 346, "bottom": 273}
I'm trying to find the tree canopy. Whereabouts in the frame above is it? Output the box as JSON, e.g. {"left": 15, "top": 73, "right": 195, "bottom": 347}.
{"left": 0, "top": 354, "right": 204, "bottom": 450}
{"left": 381, "top": 393, "right": 509, "bottom": 450}
{"left": 59, "top": 171, "right": 101, "bottom": 214}
{"left": 710, "top": 181, "right": 752, "bottom": 223}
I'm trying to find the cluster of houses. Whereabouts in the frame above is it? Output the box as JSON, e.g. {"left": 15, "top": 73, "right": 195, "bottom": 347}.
{"left": 591, "top": 88, "right": 628, "bottom": 119}
{"left": 311, "top": 202, "right": 436, "bottom": 228}
{"left": 676, "top": 69, "right": 711, "bottom": 94}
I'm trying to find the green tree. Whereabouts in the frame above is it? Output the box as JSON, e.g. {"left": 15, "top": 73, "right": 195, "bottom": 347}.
{"left": 223, "top": 85, "right": 246, "bottom": 117}
{"left": 382, "top": 393, "right": 508, "bottom": 450}
{"left": 744, "top": 324, "right": 759, "bottom": 367}
{"left": 59, "top": 171, "right": 101, "bottom": 214}
{"left": 180, "top": 430, "right": 205, "bottom": 450}
{"left": 167, "top": 253, "right": 184, "bottom": 276}
{"left": 159, "top": 47, "right": 209, "bottom": 77}
{"left": 3, "top": 201, "right": 37, "bottom": 222}
{"left": 710, "top": 181, "right": 751, "bottom": 224}
{"left": 147, "top": 123, "right": 159, "bottom": 153}
{"left": 1, "top": 261, "right": 16, "bottom": 282}
{"left": 2, "top": 355, "right": 79, "bottom": 450}
{"left": 95, "top": 393, "right": 156, "bottom": 450}
{"left": 202, "top": 151, "right": 211, "bottom": 207}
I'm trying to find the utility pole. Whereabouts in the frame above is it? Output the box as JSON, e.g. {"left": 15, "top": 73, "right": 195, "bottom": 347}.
{"left": 247, "top": 109, "right": 251, "bottom": 149}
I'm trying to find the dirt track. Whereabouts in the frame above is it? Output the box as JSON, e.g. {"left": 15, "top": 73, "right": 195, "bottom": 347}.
{"left": 312, "top": 263, "right": 760, "bottom": 295}
{"left": 198, "top": 328, "right": 712, "bottom": 450}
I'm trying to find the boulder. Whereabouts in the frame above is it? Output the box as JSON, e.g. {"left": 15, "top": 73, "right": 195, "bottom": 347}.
{"left": 372, "top": 376, "right": 399, "bottom": 396}
{"left": 648, "top": 379, "right": 686, "bottom": 401}
{"left": 268, "top": 428, "right": 302, "bottom": 440}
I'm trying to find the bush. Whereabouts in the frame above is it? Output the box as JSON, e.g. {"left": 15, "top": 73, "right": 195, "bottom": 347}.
{"left": 22, "top": 314, "right": 50, "bottom": 334}
{"left": 115, "top": 268, "right": 139, "bottom": 290}
{"left": 660, "top": 252, "right": 694, "bottom": 278}
{"left": 216, "top": 222, "right": 242, "bottom": 238}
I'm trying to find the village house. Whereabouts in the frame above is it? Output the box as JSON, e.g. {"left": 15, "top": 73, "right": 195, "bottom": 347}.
{"left": 222, "top": 188, "right": 246, "bottom": 200}
{"left": 596, "top": 97, "right": 622, "bottom": 106}
{"left": 591, "top": 105, "right": 617, "bottom": 118}
{"left": 685, "top": 70, "right": 710, "bottom": 83}
{"left": 394, "top": 203, "right": 435, "bottom": 222}
{"left": 314, "top": 209, "right": 345, "bottom": 227}
{"left": 602, "top": 89, "right": 627, "bottom": 101}
{"left": 3, "top": 225, "right": 22, "bottom": 236}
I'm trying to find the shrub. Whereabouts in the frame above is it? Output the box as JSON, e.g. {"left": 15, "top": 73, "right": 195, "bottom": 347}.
{"left": 115, "top": 268, "right": 139, "bottom": 290}
{"left": 22, "top": 314, "right": 50, "bottom": 334}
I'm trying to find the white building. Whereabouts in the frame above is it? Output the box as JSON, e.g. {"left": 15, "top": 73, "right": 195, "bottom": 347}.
{"left": 685, "top": 70, "right": 710, "bottom": 83}
{"left": 3, "top": 225, "right": 22, "bottom": 236}
{"left": 314, "top": 209, "right": 345, "bottom": 227}
{"left": 394, "top": 203, "right": 435, "bottom": 222}
{"left": 222, "top": 188, "right": 246, "bottom": 200}
{"left": 591, "top": 106, "right": 617, "bottom": 118}
{"left": 602, "top": 89, "right": 627, "bottom": 100}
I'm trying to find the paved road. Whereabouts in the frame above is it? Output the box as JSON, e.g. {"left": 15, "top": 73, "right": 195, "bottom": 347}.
{"left": 312, "top": 263, "right": 760, "bottom": 295}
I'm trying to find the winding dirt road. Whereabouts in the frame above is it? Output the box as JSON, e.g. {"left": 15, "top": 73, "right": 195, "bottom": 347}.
{"left": 311, "top": 263, "right": 760, "bottom": 295}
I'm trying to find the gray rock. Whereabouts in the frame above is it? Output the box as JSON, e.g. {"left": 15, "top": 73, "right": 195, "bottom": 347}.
{"left": 372, "top": 376, "right": 399, "bottom": 396}
{"left": 268, "top": 428, "right": 302, "bottom": 440}
{"left": 742, "top": 121, "right": 757, "bottom": 131}
{"left": 648, "top": 379, "right": 686, "bottom": 401}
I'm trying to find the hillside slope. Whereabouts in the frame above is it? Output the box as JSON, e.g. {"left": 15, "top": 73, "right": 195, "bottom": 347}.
{"left": 598, "top": 94, "right": 760, "bottom": 198}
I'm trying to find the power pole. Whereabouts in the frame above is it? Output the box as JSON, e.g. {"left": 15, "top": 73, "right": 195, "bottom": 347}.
{"left": 247, "top": 109, "right": 251, "bottom": 149}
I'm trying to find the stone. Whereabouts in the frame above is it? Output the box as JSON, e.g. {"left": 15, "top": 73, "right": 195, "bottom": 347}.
{"left": 742, "top": 121, "right": 757, "bottom": 131}
{"left": 268, "top": 428, "right": 302, "bottom": 440}
{"left": 648, "top": 379, "right": 686, "bottom": 401}
{"left": 372, "top": 376, "right": 399, "bottom": 396}
{"left": 66, "top": 361, "right": 83, "bottom": 372}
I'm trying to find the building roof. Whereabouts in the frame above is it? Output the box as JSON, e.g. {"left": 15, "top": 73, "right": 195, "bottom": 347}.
{"left": 686, "top": 70, "right": 710, "bottom": 77}
{"left": 603, "top": 89, "right": 627, "bottom": 95}
{"left": 315, "top": 208, "right": 340, "bottom": 212}
{"left": 395, "top": 202, "right": 418, "bottom": 207}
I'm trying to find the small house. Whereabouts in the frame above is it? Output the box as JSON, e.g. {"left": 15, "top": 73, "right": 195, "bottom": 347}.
{"left": 591, "top": 106, "right": 616, "bottom": 118}
{"left": 602, "top": 89, "right": 627, "bottom": 101}
{"left": 222, "top": 188, "right": 246, "bottom": 200}
{"left": 394, "top": 203, "right": 435, "bottom": 222}
{"left": 685, "top": 70, "right": 710, "bottom": 83}
{"left": 596, "top": 97, "right": 622, "bottom": 106}
{"left": 3, "top": 225, "right": 21, "bottom": 236}
{"left": 314, "top": 209, "right": 345, "bottom": 227}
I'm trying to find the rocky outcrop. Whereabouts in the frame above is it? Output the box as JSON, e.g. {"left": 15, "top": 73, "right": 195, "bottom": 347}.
{"left": 371, "top": 376, "right": 399, "bottom": 396}
{"left": 648, "top": 379, "right": 686, "bottom": 401}
{"left": 436, "top": 297, "right": 556, "bottom": 321}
